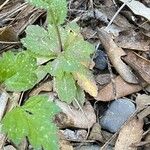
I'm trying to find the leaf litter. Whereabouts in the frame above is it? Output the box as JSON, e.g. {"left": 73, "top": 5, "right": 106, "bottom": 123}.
{"left": 0, "top": 0, "right": 150, "bottom": 150}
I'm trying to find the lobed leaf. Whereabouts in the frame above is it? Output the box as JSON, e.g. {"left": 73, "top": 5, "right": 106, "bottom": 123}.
{"left": 47, "top": 0, "right": 67, "bottom": 25}
{"left": 21, "top": 25, "right": 58, "bottom": 58}
{"left": 47, "top": 54, "right": 81, "bottom": 78}
{"left": 2, "top": 95, "right": 60, "bottom": 150}
{"left": 26, "top": 0, "right": 67, "bottom": 25}
{"left": 54, "top": 73, "right": 76, "bottom": 103}
{"left": 0, "top": 51, "right": 37, "bottom": 91}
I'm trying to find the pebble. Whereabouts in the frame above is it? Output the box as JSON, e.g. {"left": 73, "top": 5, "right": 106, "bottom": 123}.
{"left": 4, "top": 145, "right": 16, "bottom": 150}
{"left": 100, "top": 98, "right": 136, "bottom": 133}
{"left": 94, "top": 49, "right": 107, "bottom": 70}
{"left": 62, "top": 129, "right": 87, "bottom": 140}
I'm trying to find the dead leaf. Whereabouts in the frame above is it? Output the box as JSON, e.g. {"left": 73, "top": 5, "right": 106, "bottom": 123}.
{"left": 122, "top": 51, "right": 150, "bottom": 84}
{"left": 97, "top": 28, "right": 138, "bottom": 84}
{"left": 96, "top": 76, "right": 146, "bottom": 101}
{"left": 135, "top": 94, "right": 150, "bottom": 120}
{"left": 88, "top": 123, "right": 104, "bottom": 143}
{"left": 144, "top": 132, "right": 150, "bottom": 150}
{"left": 136, "top": 94, "right": 150, "bottom": 109}
{"left": 55, "top": 100, "right": 96, "bottom": 129}
{"left": 119, "top": 0, "right": 150, "bottom": 20}
{"left": 73, "top": 70, "right": 98, "bottom": 97}
{"left": 115, "top": 30, "right": 150, "bottom": 51}
{"left": 60, "top": 140, "right": 73, "bottom": 150}
{"left": 0, "top": 26, "right": 18, "bottom": 42}
{"left": 96, "top": 74, "right": 111, "bottom": 85}
{"left": 29, "top": 81, "right": 53, "bottom": 96}
{"left": 115, "top": 118, "right": 143, "bottom": 150}
{"left": 97, "top": 6, "right": 132, "bottom": 29}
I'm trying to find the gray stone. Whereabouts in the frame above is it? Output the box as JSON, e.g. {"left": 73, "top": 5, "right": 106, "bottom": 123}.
{"left": 100, "top": 98, "right": 136, "bottom": 133}
{"left": 94, "top": 49, "right": 107, "bottom": 70}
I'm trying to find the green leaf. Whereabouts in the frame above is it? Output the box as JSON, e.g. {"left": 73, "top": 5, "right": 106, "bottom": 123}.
{"left": 0, "top": 51, "right": 38, "bottom": 91}
{"left": 26, "top": 0, "right": 67, "bottom": 25}
{"left": 65, "top": 37, "right": 95, "bottom": 63}
{"left": 21, "top": 25, "right": 58, "bottom": 58}
{"left": 48, "top": 54, "right": 81, "bottom": 78}
{"left": 25, "top": 0, "right": 49, "bottom": 9}
{"left": 4, "top": 72, "right": 37, "bottom": 91}
{"left": 0, "top": 52, "right": 16, "bottom": 82}
{"left": 73, "top": 85, "right": 85, "bottom": 108}
{"left": 54, "top": 73, "right": 76, "bottom": 103}
{"left": 47, "top": 0, "right": 67, "bottom": 25}
{"left": 2, "top": 95, "right": 60, "bottom": 150}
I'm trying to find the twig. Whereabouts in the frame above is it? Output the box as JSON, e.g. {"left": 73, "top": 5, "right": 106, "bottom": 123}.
{"left": 106, "top": 55, "right": 117, "bottom": 100}
{"left": 0, "top": 0, "right": 10, "bottom": 11}
{"left": 105, "top": 0, "right": 132, "bottom": 31}
{"left": 0, "top": 41, "right": 20, "bottom": 44}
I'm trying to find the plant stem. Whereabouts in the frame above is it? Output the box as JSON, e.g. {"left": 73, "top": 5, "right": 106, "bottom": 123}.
{"left": 48, "top": 9, "right": 63, "bottom": 52}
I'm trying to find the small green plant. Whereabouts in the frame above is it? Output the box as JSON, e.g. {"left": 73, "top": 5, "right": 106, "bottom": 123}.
{"left": 1, "top": 0, "right": 97, "bottom": 149}
{"left": 2, "top": 95, "right": 60, "bottom": 150}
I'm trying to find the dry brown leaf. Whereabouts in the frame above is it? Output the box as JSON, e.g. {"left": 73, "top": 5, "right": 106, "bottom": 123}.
{"left": 115, "top": 118, "right": 143, "bottom": 150}
{"left": 73, "top": 71, "right": 98, "bottom": 97}
{"left": 0, "top": 26, "right": 18, "bottom": 42}
{"left": 96, "top": 74, "right": 112, "bottom": 85}
{"left": 88, "top": 123, "right": 104, "bottom": 143}
{"left": 29, "top": 81, "right": 53, "bottom": 96}
{"left": 122, "top": 51, "right": 150, "bottom": 84}
{"left": 115, "top": 30, "right": 150, "bottom": 51}
{"left": 144, "top": 132, "right": 150, "bottom": 150}
{"left": 55, "top": 100, "right": 96, "bottom": 129}
{"left": 97, "top": 28, "right": 138, "bottom": 84}
{"left": 96, "top": 76, "right": 146, "bottom": 101}
{"left": 98, "top": 6, "right": 132, "bottom": 29}
{"left": 119, "top": 0, "right": 150, "bottom": 20}
{"left": 59, "top": 140, "right": 73, "bottom": 150}
{"left": 136, "top": 94, "right": 150, "bottom": 109}
{"left": 135, "top": 94, "right": 150, "bottom": 120}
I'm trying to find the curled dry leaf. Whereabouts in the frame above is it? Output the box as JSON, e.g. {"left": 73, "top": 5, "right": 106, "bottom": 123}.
{"left": 96, "top": 76, "right": 146, "bottom": 101}
{"left": 55, "top": 100, "right": 96, "bottom": 129}
{"left": 122, "top": 51, "right": 150, "bottom": 84}
{"left": 97, "top": 28, "right": 138, "bottom": 84}
{"left": 115, "top": 118, "right": 143, "bottom": 150}
{"left": 119, "top": 0, "right": 150, "bottom": 20}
